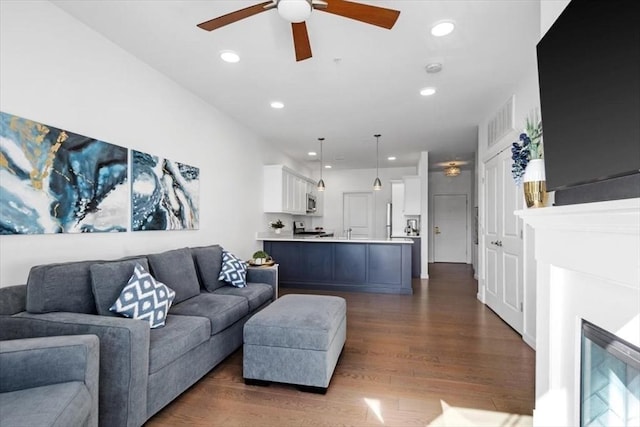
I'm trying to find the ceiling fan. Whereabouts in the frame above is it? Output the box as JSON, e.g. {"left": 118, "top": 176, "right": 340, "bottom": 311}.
{"left": 197, "top": 0, "right": 401, "bottom": 61}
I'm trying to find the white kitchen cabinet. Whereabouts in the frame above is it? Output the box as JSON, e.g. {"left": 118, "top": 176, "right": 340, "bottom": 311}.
{"left": 293, "top": 175, "right": 306, "bottom": 213}
{"left": 403, "top": 175, "right": 421, "bottom": 215}
{"left": 263, "top": 165, "right": 315, "bottom": 215}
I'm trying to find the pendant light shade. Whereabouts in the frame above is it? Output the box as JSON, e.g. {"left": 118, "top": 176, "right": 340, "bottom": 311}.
{"left": 373, "top": 134, "right": 382, "bottom": 191}
{"left": 317, "top": 137, "right": 325, "bottom": 191}
{"left": 373, "top": 177, "right": 382, "bottom": 190}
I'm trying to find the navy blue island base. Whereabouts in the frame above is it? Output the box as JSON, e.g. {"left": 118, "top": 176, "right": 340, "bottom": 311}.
{"left": 262, "top": 239, "right": 413, "bottom": 295}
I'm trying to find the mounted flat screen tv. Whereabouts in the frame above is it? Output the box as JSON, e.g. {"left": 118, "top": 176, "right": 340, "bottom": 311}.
{"left": 536, "top": 0, "right": 640, "bottom": 205}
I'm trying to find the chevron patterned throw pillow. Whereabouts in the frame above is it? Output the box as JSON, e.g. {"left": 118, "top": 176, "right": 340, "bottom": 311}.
{"left": 217, "top": 250, "right": 247, "bottom": 288}
{"left": 110, "top": 263, "right": 176, "bottom": 328}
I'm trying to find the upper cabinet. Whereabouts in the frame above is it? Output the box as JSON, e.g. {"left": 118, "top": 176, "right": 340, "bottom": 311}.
{"left": 403, "top": 175, "right": 421, "bottom": 215}
{"left": 263, "top": 165, "right": 319, "bottom": 215}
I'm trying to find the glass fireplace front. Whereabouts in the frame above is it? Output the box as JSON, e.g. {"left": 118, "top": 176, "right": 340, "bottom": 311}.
{"left": 581, "top": 320, "right": 640, "bottom": 427}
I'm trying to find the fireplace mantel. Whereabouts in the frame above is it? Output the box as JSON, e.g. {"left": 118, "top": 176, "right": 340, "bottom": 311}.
{"left": 516, "top": 198, "right": 640, "bottom": 426}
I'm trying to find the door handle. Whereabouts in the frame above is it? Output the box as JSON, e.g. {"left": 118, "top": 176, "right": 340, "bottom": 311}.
{"left": 496, "top": 241, "right": 503, "bottom": 247}
{"left": 435, "top": 226, "right": 441, "bottom": 235}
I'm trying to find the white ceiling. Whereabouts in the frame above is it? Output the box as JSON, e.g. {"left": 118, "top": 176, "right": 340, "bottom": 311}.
{"left": 52, "top": 0, "right": 541, "bottom": 172}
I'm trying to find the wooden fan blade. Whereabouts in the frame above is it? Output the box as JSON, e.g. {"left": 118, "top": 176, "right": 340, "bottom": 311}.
{"left": 197, "top": 1, "right": 274, "bottom": 31}
{"left": 292, "top": 22, "right": 312, "bottom": 61}
{"left": 317, "top": 0, "right": 400, "bottom": 29}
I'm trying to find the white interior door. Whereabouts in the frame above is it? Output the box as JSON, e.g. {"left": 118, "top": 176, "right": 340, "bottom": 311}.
{"left": 483, "top": 149, "right": 524, "bottom": 333}
{"left": 343, "top": 192, "right": 373, "bottom": 238}
{"left": 433, "top": 194, "right": 467, "bottom": 262}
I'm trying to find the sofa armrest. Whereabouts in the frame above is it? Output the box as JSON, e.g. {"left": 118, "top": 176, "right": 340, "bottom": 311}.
{"left": 0, "top": 285, "right": 27, "bottom": 316}
{"left": 246, "top": 266, "right": 278, "bottom": 292}
{"left": 0, "top": 334, "right": 99, "bottom": 391}
{"left": 0, "top": 334, "right": 99, "bottom": 426}
{"left": 11, "top": 313, "right": 149, "bottom": 427}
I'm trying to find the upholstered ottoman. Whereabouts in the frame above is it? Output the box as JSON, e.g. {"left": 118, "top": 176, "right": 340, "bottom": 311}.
{"left": 243, "top": 294, "right": 346, "bottom": 393}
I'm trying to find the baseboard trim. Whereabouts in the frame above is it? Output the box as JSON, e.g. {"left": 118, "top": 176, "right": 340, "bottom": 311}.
{"left": 523, "top": 333, "right": 536, "bottom": 350}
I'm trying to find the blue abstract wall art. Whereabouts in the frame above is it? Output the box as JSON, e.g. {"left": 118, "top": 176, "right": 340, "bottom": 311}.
{"left": 0, "top": 112, "right": 128, "bottom": 234}
{"left": 131, "top": 150, "right": 199, "bottom": 231}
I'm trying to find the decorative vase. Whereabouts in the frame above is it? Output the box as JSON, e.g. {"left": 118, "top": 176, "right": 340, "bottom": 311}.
{"left": 274, "top": 228, "right": 281, "bottom": 234}
{"left": 523, "top": 159, "right": 548, "bottom": 208}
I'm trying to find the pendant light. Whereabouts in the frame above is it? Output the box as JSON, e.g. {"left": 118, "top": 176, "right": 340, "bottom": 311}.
{"left": 373, "top": 134, "right": 382, "bottom": 190}
{"left": 317, "top": 137, "right": 325, "bottom": 191}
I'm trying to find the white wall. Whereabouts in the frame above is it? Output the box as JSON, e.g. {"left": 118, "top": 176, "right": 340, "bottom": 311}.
{"left": 427, "top": 170, "right": 473, "bottom": 264}
{"left": 540, "top": 0, "right": 571, "bottom": 37}
{"left": 0, "top": 1, "right": 300, "bottom": 286}
{"left": 310, "top": 166, "right": 417, "bottom": 238}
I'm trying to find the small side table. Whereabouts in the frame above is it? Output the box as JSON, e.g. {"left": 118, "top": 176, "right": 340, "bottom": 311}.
{"left": 247, "top": 264, "right": 279, "bottom": 299}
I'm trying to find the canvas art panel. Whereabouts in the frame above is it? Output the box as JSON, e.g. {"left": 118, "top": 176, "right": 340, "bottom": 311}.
{"left": 0, "top": 111, "right": 128, "bottom": 234}
{"left": 131, "top": 150, "right": 199, "bottom": 231}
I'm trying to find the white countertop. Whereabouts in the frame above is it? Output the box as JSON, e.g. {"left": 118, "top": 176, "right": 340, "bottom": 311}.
{"left": 256, "top": 233, "right": 413, "bottom": 244}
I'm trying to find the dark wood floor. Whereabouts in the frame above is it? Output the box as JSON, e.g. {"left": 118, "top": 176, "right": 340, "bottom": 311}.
{"left": 146, "top": 263, "right": 535, "bottom": 426}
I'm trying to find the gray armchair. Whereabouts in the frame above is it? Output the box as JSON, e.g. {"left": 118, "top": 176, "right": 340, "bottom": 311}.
{"left": 0, "top": 330, "right": 99, "bottom": 427}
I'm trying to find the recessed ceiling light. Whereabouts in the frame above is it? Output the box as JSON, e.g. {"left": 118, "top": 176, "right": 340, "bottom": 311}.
{"left": 220, "top": 50, "right": 240, "bottom": 63}
{"left": 270, "top": 101, "right": 284, "bottom": 109}
{"left": 420, "top": 87, "right": 436, "bottom": 96}
{"left": 431, "top": 21, "right": 455, "bottom": 37}
{"left": 388, "top": 156, "right": 396, "bottom": 161}
{"left": 308, "top": 151, "right": 317, "bottom": 156}
{"left": 325, "top": 165, "right": 332, "bottom": 169}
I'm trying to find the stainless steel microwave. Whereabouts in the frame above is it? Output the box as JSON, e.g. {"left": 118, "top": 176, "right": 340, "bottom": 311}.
{"left": 306, "top": 193, "right": 317, "bottom": 213}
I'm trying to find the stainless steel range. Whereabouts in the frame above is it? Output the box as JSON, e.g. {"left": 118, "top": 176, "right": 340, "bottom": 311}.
{"left": 293, "top": 221, "right": 333, "bottom": 237}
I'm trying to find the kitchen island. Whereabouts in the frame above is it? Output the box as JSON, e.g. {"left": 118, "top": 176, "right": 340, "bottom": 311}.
{"left": 258, "top": 236, "right": 413, "bottom": 295}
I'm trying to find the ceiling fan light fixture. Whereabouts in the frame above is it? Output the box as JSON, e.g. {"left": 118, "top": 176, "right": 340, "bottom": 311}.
{"left": 277, "top": 0, "right": 312, "bottom": 23}
{"left": 444, "top": 163, "right": 461, "bottom": 177}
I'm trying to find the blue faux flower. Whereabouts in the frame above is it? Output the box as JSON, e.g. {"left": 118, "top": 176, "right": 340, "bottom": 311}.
{"left": 511, "top": 113, "right": 543, "bottom": 184}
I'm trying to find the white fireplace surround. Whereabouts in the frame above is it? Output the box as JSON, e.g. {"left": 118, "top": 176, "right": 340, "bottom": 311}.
{"left": 517, "top": 198, "right": 640, "bottom": 426}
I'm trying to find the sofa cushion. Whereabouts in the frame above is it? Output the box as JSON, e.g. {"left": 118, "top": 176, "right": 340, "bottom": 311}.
{"left": 0, "top": 382, "right": 91, "bottom": 427}
{"left": 190, "top": 245, "right": 226, "bottom": 292}
{"left": 26, "top": 260, "right": 98, "bottom": 314}
{"left": 110, "top": 263, "right": 175, "bottom": 329}
{"left": 147, "top": 248, "right": 200, "bottom": 304}
{"left": 148, "top": 314, "right": 210, "bottom": 374}
{"left": 169, "top": 293, "right": 249, "bottom": 335}
{"left": 218, "top": 251, "right": 247, "bottom": 288}
{"left": 213, "top": 283, "right": 273, "bottom": 311}
{"left": 90, "top": 258, "right": 149, "bottom": 316}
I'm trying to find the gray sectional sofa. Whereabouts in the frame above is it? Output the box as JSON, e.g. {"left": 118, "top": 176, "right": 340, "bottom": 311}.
{"left": 0, "top": 245, "right": 276, "bottom": 427}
